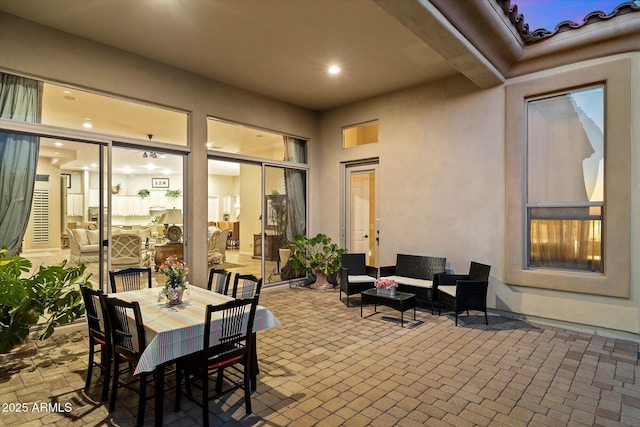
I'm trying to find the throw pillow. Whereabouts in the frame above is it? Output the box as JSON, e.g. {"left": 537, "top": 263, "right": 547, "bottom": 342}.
{"left": 70, "top": 228, "right": 89, "bottom": 246}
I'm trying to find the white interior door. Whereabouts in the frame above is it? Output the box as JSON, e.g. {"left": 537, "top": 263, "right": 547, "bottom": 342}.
{"left": 345, "top": 163, "right": 378, "bottom": 266}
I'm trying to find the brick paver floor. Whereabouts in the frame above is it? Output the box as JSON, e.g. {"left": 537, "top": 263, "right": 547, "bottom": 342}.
{"left": 1, "top": 285, "right": 639, "bottom": 426}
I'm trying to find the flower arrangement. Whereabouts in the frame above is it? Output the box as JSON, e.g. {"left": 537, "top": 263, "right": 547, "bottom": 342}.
{"left": 159, "top": 255, "right": 190, "bottom": 303}
{"left": 375, "top": 278, "right": 398, "bottom": 290}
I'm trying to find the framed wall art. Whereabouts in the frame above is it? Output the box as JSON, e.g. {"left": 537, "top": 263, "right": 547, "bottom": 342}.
{"left": 152, "top": 177, "right": 170, "bottom": 188}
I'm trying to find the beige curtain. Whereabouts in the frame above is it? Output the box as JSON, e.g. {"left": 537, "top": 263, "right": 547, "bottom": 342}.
{"left": 530, "top": 218, "right": 600, "bottom": 271}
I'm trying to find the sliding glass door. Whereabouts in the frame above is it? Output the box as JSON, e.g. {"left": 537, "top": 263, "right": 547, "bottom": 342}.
{"left": 207, "top": 158, "right": 307, "bottom": 285}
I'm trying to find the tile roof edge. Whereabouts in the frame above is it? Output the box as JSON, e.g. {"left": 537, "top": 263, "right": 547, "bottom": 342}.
{"left": 496, "top": 0, "right": 640, "bottom": 44}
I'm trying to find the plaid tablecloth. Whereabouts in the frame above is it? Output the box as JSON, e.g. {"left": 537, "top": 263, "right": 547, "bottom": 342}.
{"left": 114, "top": 286, "right": 280, "bottom": 374}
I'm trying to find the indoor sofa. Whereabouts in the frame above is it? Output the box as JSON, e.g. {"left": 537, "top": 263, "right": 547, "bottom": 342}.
{"left": 379, "top": 254, "right": 446, "bottom": 306}
{"left": 67, "top": 228, "right": 101, "bottom": 263}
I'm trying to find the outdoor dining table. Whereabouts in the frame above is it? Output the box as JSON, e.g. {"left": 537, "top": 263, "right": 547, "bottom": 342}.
{"left": 114, "top": 286, "right": 280, "bottom": 426}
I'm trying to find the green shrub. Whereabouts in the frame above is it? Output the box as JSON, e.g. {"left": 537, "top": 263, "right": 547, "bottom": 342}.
{"left": 0, "top": 247, "right": 89, "bottom": 353}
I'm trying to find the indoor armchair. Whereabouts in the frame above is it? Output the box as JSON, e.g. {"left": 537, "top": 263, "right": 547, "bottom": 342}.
{"left": 111, "top": 233, "right": 143, "bottom": 270}
{"left": 207, "top": 228, "right": 230, "bottom": 265}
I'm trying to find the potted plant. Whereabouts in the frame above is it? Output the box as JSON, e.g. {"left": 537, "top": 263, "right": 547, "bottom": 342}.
{"left": 137, "top": 188, "right": 150, "bottom": 199}
{"left": 111, "top": 183, "right": 122, "bottom": 194}
{"left": 0, "top": 247, "right": 89, "bottom": 353}
{"left": 267, "top": 192, "right": 287, "bottom": 249}
{"left": 288, "top": 233, "right": 347, "bottom": 286}
{"left": 159, "top": 255, "right": 190, "bottom": 305}
{"left": 165, "top": 189, "right": 182, "bottom": 207}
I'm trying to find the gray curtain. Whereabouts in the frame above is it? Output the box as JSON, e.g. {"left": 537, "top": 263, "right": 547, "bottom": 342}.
{"left": 283, "top": 136, "right": 306, "bottom": 242}
{"left": 0, "top": 73, "right": 41, "bottom": 255}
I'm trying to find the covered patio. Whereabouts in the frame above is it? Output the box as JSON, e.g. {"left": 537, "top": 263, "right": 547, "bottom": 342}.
{"left": 1, "top": 286, "right": 638, "bottom": 426}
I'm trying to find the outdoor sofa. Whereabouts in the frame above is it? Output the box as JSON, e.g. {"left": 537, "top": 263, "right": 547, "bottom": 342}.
{"left": 380, "top": 253, "right": 446, "bottom": 307}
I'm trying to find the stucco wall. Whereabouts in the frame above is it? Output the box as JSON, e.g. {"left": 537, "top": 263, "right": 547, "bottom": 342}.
{"left": 318, "top": 75, "right": 504, "bottom": 270}
{"left": 318, "top": 55, "right": 639, "bottom": 335}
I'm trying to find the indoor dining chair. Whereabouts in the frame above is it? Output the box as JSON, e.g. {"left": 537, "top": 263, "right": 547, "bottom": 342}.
{"left": 174, "top": 297, "right": 259, "bottom": 424}
{"left": 79, "top": 284, "right": 111, "bottom": 402}
{"left": 231, "top": 273, "right": 263, "bottom": 300}
{"left": 109, "top": 267, "right": 152, "bottom": 293}
{"left": 207, "top": 268, "right": 231, "bottom": 295}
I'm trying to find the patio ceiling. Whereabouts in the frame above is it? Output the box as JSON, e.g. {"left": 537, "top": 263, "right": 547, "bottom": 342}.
{"left": 0, "top": 0, "right": 511, "bottom": 112}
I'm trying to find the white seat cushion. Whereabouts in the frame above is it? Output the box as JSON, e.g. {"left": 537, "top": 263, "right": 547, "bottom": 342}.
{"left": 81, "top": 244, "right": 100, "bottom": 253}
{"left": 439, "top": 285, "right": 456, "bottom": 297}
{"left": 385, "top": 275, "right": 433, "bottom": 289}
{"left": 348, "top": 275, "right": 375, "bottom": 283}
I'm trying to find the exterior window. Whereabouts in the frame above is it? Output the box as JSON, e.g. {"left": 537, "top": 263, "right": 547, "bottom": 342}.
{"left": 207, "top": 118, "right": 307, "bottom": 163}
{"left": 42, "top": 83, "right": 187, "bottom": 145}
{"left": 526, "top": 86, "right": 604, "bottom": 272}
{"left": 343, "top": 121, "right": 378, "bottom": 148}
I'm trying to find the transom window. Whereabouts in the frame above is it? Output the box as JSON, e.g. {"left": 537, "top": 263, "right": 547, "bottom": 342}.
{"left": 342, "top": 121, "right": 378, "bottom": 148}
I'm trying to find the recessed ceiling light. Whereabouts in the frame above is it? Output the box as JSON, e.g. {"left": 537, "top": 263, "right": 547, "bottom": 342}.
{"left": 328, "top": 65, "right": 341, "bottom": 75}
{"left": 54, "top": 141, "right": 63, "bottom": 147}
{"left": 82, "top": 122, "right": 93, "bottom": 129}
{"left": 206, "top": 142, "right": 212, "bottom": 148}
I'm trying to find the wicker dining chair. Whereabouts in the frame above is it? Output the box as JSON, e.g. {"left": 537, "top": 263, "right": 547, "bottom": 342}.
{"left": 109, "top": 267, "right": 152, "bottom": 293}
{"left": 174, "top": 297, "right": 259, "bottom": 424}
{"left": 207, "top": 268, "right": 231, "bottom": 295}
{"left": 79, "top": 284, "right": 111, "bottom": 402}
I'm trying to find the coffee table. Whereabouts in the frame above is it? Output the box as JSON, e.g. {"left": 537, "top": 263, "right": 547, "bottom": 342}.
{"left": 360, "top": 288, "right": 416, "bottom": 327}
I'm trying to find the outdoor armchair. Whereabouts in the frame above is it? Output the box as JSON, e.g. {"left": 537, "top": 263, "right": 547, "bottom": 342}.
{"left": 339, "top": 253, "right": 378, "bottom": 307}
{"left": 436, "top": 261, "right": 491, "bottom": 325}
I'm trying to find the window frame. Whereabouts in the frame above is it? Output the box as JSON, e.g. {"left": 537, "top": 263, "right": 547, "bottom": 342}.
{"left": 505, "top": 57, "right": 631, "bottom": 298}
{"left": 524, "top": 85, "right": 605, "bottom": 273}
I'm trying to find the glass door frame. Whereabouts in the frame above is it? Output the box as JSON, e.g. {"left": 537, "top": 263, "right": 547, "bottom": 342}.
{"left": 0, "top": 118, "right": 111, "bottom": 289}
{"left": 0, "top": 118, "right": 192, "bottom": 292}
{"left": 208, "top": 153, "right": 309, "bottom": 286}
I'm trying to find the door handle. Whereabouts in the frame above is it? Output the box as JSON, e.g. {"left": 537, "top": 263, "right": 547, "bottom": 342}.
{"left": 363, "top": 234, "right": 369, "bottom": 239}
